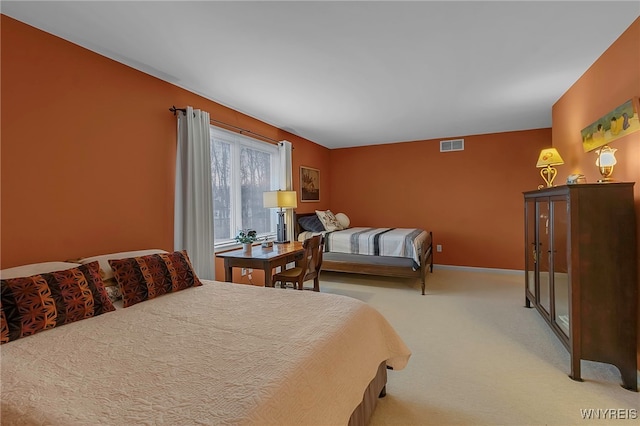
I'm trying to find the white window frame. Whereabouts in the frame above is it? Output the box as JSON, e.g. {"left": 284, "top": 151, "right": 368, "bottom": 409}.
{"left": 211, "top": 126, "right": 279, "bottom": 250}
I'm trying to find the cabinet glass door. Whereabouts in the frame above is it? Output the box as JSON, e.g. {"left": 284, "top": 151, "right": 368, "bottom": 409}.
{"left": 537, "top": 200, "right": 551, "bottom": 316}
{"left": 525, "top": 199, "right": 536, "bottom": 300}
{"left": 552, "top": 198, "right": 569, "bottom": 337}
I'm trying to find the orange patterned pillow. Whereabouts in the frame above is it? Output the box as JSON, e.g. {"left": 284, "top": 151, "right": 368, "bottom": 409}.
{"left": 0, "top": 261, "right": 115, "bottom": 344}
{"left": 109, "top": 250, "right": 202, "bottom": 308}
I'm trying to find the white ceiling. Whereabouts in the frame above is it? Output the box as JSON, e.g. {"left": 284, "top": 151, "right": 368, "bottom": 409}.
{"left": 3, "top": 1, "right": 639, "bottom": 149}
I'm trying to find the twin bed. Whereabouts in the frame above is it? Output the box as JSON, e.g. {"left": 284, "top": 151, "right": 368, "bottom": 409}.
{"left": 295, "top": 212, "right": 434, "bottom": 295}
{"left": 1, "top": 251, "right": 411, "bottom": 425}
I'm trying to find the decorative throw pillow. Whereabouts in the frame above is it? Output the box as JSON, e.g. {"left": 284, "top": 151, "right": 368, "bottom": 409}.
{"left": 335, "top": 212, "right": 351, "bottom": 229}
{"left": 109, "top": 250, "right": 202, "bottom": 308}
{"left": 103, "top": 278, "right": 122, "bottom": 303}
{"left": 0, "top": 261, "right": 115, "bottom": 344}
{"left": 316, "top": 210, "right": 343, "bottom": 232}
{"left": 1, "top": 261, "right": 81, "bottom": 279}
{"left": 298, "top": 214, "right": 326, "bottom": 232}
{"left": 77, "top": 249, "right": 168, "bottom": 281}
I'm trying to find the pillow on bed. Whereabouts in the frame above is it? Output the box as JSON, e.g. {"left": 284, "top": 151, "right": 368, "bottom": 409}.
{"left": 298, "top": 214, "right": 326, "bottom": 232}
{"left": 109, "top": 250, "right": 202, "bottom": 308}
{"left": 103, "top": 281, "right": 122, "bottom": 304}
{"left": 316, "top": 210, "right": 343, "bottom": 232}
{"left": 1, "top": 261, "right": 115, "bottom": 344}
{"left": 75, "top": 250, "right": 167, "bottom": 304}
{"left": 1, "top": 261, "right": 81, "bottom": 279}
{"left": 76, "top": 249, "right": 168, "bottom": 281}
{"left": 335, "top": 212, "right": 350, "bottom": 229}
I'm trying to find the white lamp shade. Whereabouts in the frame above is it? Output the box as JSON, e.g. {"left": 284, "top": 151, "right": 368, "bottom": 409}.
{"left": 263, "top": 190, "right": 298, "bottom": 209}
{"left": 595, "top": 147, "right": 617, "bottom": 167}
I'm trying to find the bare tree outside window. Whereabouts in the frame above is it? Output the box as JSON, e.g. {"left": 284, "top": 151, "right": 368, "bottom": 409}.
{"left": 210, "top": 127, "right": 279, "bottom": 246}
{"left": 240, "top": 147, "right": 271, "bottom": 234}
{"left": 212, "top": 139, "right": 231, "bottom": 240}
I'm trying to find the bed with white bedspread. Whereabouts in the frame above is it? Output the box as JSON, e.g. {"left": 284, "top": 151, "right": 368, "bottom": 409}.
{"left": 296, "top": 212, "right": 434, "bottom": 295}
{"left": 316, "top": 227, "right": 427, "bottom": 270}
{"left": 1, "top": 272, "right": 410, "bottom": 425}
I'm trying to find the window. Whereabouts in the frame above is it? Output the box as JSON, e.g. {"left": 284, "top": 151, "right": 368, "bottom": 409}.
{"left": 210, "top": 126, "right": 279, "bottom": 248}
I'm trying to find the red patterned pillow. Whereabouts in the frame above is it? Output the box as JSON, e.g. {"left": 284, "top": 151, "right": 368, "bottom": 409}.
{"left": 109, "top": 250, "right": 202, "bottom": 308}
{"left": 0, "top": 261, "right": 115, "bottom": 344}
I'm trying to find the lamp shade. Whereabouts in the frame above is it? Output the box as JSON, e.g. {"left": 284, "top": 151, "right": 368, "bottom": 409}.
{"left": 595, "top": 146, "right": 617, "bottom": 167}
{"left": 536, "top": 148, "right": 565, "bottom": 167}
{"left": 263, "top": 190, "right": 298, "bottom": 209}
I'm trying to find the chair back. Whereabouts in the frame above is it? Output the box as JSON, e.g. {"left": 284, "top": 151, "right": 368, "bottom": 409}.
{"left": 302, "top": 234, "right": 323, "bottom": 281}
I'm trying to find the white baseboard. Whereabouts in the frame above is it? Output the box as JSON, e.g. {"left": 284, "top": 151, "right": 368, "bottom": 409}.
{"left": 433, "top": 264, "right": 524, "bottom": 275}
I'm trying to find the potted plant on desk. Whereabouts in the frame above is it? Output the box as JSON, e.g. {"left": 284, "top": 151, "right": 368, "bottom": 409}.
{"left": 235, "top": 229, "right": 257, "bottom": 254}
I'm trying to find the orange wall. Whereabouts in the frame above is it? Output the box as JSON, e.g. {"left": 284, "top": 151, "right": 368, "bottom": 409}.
{"left": 328, "top": 129, "right": 551, "bottom": 270}
{"left": 552, "top": 17, "right": 639, "bottom": 233}
{"left": 0, "top": 15, "right": 330, "bottom": 270}
{"left": 551, "top": 17, "right": 640, "bottom": 365}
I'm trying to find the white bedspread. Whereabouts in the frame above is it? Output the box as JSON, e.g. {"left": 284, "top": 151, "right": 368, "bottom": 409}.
{"left": 1, "top": 280, "right": 410, "bottom": 425}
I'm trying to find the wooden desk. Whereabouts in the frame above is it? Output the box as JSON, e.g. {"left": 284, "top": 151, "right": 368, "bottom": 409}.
{"left": 216, "top": 242, "right": 304, "bottom": 287}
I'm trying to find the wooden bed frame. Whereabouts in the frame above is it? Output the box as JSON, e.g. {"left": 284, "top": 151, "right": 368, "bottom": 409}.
{"left": 348, "top": 361, "right": 388, "bottom": 425}
{"left": 295, "top": 212, "right": 434, "bottom": 295}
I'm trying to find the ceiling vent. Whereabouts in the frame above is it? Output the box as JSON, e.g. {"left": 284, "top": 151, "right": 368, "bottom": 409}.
{"left": 440, "top": 138, "right": 464, "bottom": 152}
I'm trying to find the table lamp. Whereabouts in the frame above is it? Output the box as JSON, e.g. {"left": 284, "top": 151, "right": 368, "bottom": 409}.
{"left": 595, "top": 145, "right": 617, "bottom": 182}
{"left": 536, "top": 148, "right": 564, "bottom": 188}
{"left": 263, "top": 190, "right": 297, "bottom": 243}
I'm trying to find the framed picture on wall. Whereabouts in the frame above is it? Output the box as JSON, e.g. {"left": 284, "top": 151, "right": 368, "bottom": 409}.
{"left": 581, "top": 97, "right": 640, "bottom": 152}
{"left": 300, "top": 166, "right": 320, "bottom": 202}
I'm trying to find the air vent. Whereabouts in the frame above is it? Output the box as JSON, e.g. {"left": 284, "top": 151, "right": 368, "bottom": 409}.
{"left": 440, "top": 139, "right": 464, "bottom": 152}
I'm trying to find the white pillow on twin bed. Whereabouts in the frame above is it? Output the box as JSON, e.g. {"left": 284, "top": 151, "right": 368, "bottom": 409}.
{"left": 335, "top": 212, "right": 350, "bottom": 229}
{"left": 77, "top": 249, "right": 168, "bottom": 280}
{"left": 0, "top": 261, "right": 81, "bottom": 279}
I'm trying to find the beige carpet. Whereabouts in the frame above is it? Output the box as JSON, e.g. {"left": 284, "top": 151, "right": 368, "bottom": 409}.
{"left": 318, "top": 268, "right": 639, "bottom": 426}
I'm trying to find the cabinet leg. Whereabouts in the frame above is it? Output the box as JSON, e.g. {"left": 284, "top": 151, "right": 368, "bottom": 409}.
{"left": 569, "top": 357, "right": 583, "bottom": 383}
{"left": 620, "top": 367, "right": 638, "bottom": 392}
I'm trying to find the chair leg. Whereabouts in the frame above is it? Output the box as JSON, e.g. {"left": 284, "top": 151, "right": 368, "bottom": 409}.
{"left": 313, "top": 277, "right": 320, "bottom": 292}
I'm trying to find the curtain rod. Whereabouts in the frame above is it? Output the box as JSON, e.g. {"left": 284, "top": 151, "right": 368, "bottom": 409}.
{"left": 169, "top": 105, "right": 280, "bottom": 146}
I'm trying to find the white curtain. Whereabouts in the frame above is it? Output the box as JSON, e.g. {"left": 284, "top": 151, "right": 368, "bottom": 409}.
{"left": 279, "top": 140, "right": 294, "bottom": 241}
{"left": 174, "top": 106, "right": 215, "bottom": 279}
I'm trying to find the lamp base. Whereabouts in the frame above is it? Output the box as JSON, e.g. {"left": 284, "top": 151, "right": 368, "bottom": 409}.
{"left": 540, "top": 165, "right": 558, "bottom": 188}
{"left": 275, "top": 210, "right": 288, "bottom": 244}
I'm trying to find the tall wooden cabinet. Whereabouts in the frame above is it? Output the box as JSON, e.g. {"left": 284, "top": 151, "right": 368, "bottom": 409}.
{"left": 523, "top": 183, "right": 637, "bottom": 391}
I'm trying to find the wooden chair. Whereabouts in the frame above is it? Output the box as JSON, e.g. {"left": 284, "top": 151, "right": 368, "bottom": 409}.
{"left": 272, "top": 235, "right": 324, "bottom": 291}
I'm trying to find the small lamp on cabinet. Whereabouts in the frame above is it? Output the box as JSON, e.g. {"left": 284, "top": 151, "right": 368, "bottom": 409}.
{"left": 595, "top": 145, "right": 617, "bottom": 182}
{"left": 536, "top": 148, "right": 564, "bottom": 188}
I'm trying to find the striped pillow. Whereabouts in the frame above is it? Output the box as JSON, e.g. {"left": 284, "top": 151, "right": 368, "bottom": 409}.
{"left": 0, "top": 261, "right": 115, "bottom": 344}
{"left": 109, "top": 250, "right": 202, "bottom": 308}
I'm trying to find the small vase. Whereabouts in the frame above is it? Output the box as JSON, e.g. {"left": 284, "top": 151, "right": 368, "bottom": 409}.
{"left": 242, "top": 243, "right": 252, "bottom": 254}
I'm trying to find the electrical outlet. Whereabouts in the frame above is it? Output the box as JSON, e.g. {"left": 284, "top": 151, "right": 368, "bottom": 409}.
{"left": 436, "top": 244, "right": 443, "bottom": 253}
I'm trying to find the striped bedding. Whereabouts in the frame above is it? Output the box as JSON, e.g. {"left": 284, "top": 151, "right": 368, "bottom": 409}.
{"left": 303, "top": 227, "right": 429, "bottom": 269}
